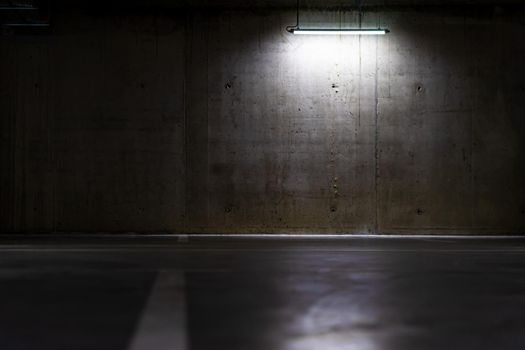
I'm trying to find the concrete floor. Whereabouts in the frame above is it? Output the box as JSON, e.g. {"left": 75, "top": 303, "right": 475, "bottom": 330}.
{"left": 1, "top": 235, "right": 525, "bottom": 350}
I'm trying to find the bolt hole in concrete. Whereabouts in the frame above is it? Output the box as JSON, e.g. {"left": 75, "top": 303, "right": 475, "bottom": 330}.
{"left": 416, "top": 208, "right": 424, "bottom": 215}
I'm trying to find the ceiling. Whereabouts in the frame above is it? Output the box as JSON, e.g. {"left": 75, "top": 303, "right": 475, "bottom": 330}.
{"left": 64, "top": 0, "right": 525, "bottom": 8}
{"left": 1, "top": 0, "right": 524, "bottom": 11}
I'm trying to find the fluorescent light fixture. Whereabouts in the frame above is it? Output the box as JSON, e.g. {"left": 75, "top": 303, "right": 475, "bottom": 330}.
{"left": 289, "top": 28, "right": 389, "bottom": 35}
{"left": 2, "top": 23, "right": 50, "bottom": 27}
{"left": 0, "top": 6, "right": 37, "bottom": 10}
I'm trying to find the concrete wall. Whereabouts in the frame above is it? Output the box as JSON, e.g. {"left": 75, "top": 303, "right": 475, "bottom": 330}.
{"left": 1, "top": 7, "right": 524, "bottom": 234}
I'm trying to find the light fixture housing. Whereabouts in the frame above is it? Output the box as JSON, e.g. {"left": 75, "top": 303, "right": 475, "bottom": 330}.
{"left": 287, "top": 28, "right": 389, "bottom": 35}
{"left": 2, "top": 23, "right": 50, "bottom": 27}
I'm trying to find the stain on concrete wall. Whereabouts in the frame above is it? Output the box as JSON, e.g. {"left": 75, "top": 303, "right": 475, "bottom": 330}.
{"left": 0, "top": 8, "right": 524, "bottom": 234}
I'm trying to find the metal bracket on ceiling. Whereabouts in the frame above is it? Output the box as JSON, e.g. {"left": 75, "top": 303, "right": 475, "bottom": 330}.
{"left": 0, "top": 0, "right": 50, "bottom": 31}
{"left": 285, "top": 0, "right": 300, "bottom": 33}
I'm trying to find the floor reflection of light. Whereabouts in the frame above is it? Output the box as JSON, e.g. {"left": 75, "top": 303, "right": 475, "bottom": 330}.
{"left": 268, "top": 249, "right": 391, "bottom": 350}
{"left": 284, "top": 290, "right": 382, "bottom": 350}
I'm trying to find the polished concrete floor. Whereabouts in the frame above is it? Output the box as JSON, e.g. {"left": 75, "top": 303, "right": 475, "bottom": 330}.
{"left": 1, "top": 235, "right": 525, "bottom": 350}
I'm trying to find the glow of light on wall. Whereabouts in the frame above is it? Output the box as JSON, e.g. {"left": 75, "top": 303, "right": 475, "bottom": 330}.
{"left": 291, "top": 37, "right": 353, "bottom": 66}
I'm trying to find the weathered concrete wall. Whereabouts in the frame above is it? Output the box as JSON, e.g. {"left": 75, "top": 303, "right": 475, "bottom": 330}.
{"left": 1, "top": 14, "right": 186, "bottom": 232}
{"left": 1, "top": 8, "right": 524, "bottom": 234}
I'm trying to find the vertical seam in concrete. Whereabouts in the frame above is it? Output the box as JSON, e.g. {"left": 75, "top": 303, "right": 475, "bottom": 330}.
{"left": 47, "top": 39, "right": 56, "bottom": 233}
{"left": 374, "top": 35, "right": 379, "bottom": 235}
{"left": 13, "top": 44, "right": 19, "bottom": 231}
{"left": 8, "top": 40, "right": 16, "bottom": 231}
{"left": 205, "top": 13, "right": 210, "bottom": 226}
{"left": 183, "top": 12, "right": 210, "bottom": 232}
{"left": 358, "top": 27, "right": 361, "bottom": 128}
{"left": 183, "top": 13, "right": 189, "bottom": 231}
{"left": 467, "top": 14, "right": 475, "bottom": 229}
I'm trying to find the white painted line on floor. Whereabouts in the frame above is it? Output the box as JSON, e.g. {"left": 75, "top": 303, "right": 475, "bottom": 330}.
{"left": 128, "top": 270, "right": 188, "bottom": 350}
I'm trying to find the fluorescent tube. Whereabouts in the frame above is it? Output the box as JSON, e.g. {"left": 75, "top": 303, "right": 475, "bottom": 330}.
{"left": 291, "top": 29, "right": 388, "bottom": 35}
